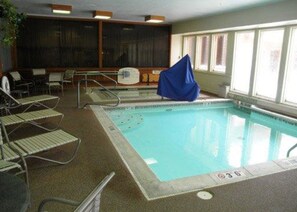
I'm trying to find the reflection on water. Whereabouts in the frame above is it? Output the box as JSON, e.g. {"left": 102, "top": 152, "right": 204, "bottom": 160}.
{"left": 108, "top": 103, "right": 297, "bottom": 181}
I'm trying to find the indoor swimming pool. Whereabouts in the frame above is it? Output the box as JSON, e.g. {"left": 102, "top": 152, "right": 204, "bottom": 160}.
{"left": 92, "top": 99, "right": 297, "bottom": 200}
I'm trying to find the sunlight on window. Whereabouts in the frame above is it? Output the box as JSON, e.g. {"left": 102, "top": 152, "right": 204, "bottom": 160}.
{"left": 232, "top": 31, "right": 255, "bottom": 94}
{"left": 254, "top": 29, "right": 284, "bottom": 99}
{"left": 183, "top": 36, "right": 196, "bottom": 67}
{"left": 195, "top": 35, "right": 209, "bottom": 71}
{"left": 212, "top": 33, "right": 228, "bottom": 73}
{"left": 283, "top": 28, "right": 297, "bottom": 104}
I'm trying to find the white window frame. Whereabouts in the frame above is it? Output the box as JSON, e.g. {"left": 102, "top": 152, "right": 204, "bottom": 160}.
{"left": 195, "top": 35, "right": 210, "bottom": 71}
{"left": 231, "top": 30, "right": 255, "bottom": 94}
{"left": 253, "top": 28, "right": 284, "bottom": 100}
{"left": 182, "top": 35, "right": 196, "bottom": 68}
{"left": 211, "top": 33, "right": 228, "bottom": 73}
{"left": 282, "top": 27, "right": 297, "bottom": 105}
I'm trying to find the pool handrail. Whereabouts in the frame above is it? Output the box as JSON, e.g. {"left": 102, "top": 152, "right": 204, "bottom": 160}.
{"left": 287, "top": 143, "right": 297, "bottom": 158}
{"left": 95, "top": 71, "right": 118, "bottom": 88}
{"left": 77, "top": 79, "right": 121, "bottom": 108}
{"left": 75, "top": 71, "right": 118, "bottom": 90}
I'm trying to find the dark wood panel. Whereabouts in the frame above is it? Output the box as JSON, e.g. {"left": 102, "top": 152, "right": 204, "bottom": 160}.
{"left": 15, "top": 17, "right": 171, "bottom": 70}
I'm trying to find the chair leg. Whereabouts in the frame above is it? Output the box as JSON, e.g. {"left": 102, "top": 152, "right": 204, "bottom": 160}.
{"left": 24, "top": 138, "right": 81, "bottom": 165}
{"left": 26, "top": 84, "right": 30, "bottom": 96}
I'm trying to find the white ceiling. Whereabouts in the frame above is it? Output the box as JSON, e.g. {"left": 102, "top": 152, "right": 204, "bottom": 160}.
{"left": 12, "top": 0, "right": 287, "bottom": 24}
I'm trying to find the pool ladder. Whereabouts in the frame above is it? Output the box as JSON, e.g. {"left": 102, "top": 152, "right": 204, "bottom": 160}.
{"left": 77, "top": 79, "right": 121, "bottom": 108}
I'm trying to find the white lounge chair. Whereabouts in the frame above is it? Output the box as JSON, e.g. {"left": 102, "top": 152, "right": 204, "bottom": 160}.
{"left": 38, "top": 172, "right": 115, "bottom": 212}
{"left": 0, "top": 120, "right": 81, "bottom": 166}
{"left": 1, "top": 108, "right": 64, "bottom": 135}
{"left": 0, "top": 87, "right": 60, "bottom": 113}
{"left": 0, "top": 124, "right": 29, "bottom": 185}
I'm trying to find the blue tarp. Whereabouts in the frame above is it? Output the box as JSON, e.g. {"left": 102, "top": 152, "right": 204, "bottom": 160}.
{"left": 157, "top": 55, "right": 200, "bottom": 101}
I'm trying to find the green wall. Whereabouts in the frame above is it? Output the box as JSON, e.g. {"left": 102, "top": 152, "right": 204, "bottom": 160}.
{"left": 172, "top": 0, "right": 297, "bottom": 34}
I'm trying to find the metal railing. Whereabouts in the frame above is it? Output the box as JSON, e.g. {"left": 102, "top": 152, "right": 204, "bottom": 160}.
{"left": 96, "top": 71, "right": 118, "bottom": 88}
{"left": 75, "top": 71, "right": 118, "bottom": 91}
{"left": 287, "top": 143, "right": 297, "bottom": 158}
{"left": 77, "top": 79, "right": 121, "bottom": 108}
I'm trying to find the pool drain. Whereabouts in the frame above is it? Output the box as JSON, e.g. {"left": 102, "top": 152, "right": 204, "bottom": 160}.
{"left": 197, "top": 190, "right": 213, "bottom": 200}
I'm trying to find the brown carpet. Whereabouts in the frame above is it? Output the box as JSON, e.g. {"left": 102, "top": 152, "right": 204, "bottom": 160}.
{"left": 14, "top": 88, "right": 297, "bottom": 212}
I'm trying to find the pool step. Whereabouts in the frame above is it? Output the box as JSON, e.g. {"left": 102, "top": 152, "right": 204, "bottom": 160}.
{"left": 113, "top": 113, "right": 143, "bottom": 131}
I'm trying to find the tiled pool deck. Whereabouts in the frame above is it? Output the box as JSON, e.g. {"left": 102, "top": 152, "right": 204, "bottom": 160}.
{"left": 91, "top": 99, "right": 297, "bottom": 200}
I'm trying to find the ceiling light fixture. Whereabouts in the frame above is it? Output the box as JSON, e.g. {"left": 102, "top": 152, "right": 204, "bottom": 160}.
{"left": 93, "top": 11, "right": 113, "bottom": 19}
{"left": 52, "top": 4, "right": 72, "bottom": 14}
{"left": 145, "top": 15, "right": 165, "bottom": 23}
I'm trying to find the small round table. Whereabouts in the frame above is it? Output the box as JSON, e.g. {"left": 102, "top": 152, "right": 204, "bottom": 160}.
{"left": 0, "top": 172, "right": 30, "bottom": 212}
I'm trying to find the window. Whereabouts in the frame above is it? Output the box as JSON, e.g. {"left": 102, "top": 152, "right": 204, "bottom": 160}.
{"left": 195, "top": 35, "right": 210, "bottom": 71}
{"left": 232, "top": 31, "right": 255, "bottom": 94}
{"left": 254, "top": 29, "right": 284, "bottom": 99}
{"left": 212, "top": 33, "right": 228, "bottom": 73}
{"left": 183, "top": 36, "right": 196, "bottom": 67}
{"left": 182, "top": 33, "right": 227, "bottom": 73}
{"left": 283, "top": 28, "right": 297, "bottom": 104}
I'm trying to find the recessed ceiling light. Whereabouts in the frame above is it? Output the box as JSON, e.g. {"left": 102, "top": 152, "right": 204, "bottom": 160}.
{"left": 93, "top": 11, "right": 113, "bottom": 19}
{"left": 145, "top": 15, "right": 165, "bottom": 23}
{"left": 52, "top": 4, "right": 72, "bottom": 14}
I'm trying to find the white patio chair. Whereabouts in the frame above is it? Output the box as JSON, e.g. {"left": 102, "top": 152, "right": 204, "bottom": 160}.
{"left": 63, "top": 70, "right": 76, "bottom": 88}
{"left": 47, "top": 72, "right": 64, "bottom": 95}
{"left": 38, "top": 172, "right": 115, "bottom": 212}
{"left": 32, "top": 68, "right": 48, "bottom": 93}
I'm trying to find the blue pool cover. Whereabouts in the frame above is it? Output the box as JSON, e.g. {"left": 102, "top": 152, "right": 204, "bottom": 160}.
{"left": 157, "top": 55, "right": 200, "bottom": 101}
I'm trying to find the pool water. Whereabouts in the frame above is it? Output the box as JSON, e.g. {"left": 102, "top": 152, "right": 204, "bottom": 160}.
{"left": 107, "top": 102, "right": 297, "bottom": 181}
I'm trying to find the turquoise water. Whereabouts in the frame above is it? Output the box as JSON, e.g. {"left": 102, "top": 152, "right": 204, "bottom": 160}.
{"left": 107, "top": 102, "right": 297, "bottom": 181}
